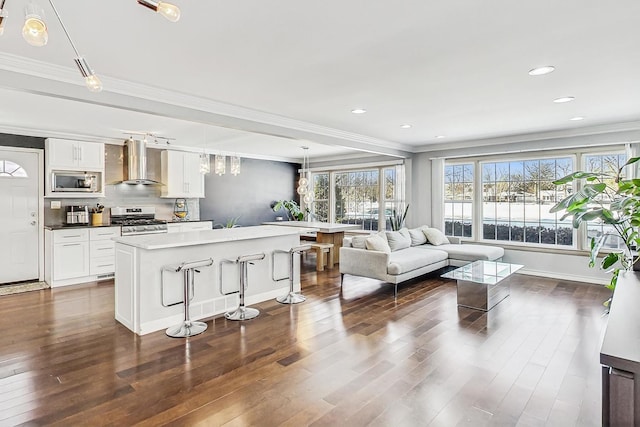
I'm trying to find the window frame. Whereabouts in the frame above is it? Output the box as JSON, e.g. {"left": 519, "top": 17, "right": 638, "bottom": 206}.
{"left": 309, "top": 163, "right": 405, "bottom": 231}
{"left": 444, "top": 145, "right": 628, "bottom": 252}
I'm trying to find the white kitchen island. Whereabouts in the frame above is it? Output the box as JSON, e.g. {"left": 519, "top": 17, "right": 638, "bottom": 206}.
{"left": 113, "top": 225, "right": 302, "bottom": 335}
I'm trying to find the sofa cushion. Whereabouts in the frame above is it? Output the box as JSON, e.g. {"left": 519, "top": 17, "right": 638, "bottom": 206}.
{"left": 351, "top": 235, "right": 368, "bottom": 249}
{"left": 433, "top": 244, "right": 504, "bottom": 262}
{"left": 387, "top": 247, "right": 448, "bottom": 275}
{"left": 423, "top": 228, "right": 450, "bottom": 246}
{"left": 365, "top": 234, "right": 391, "bottom": 253}
{"left": 408, "top": 227, "right": 428, "bottom": 246}
{"left": 386, "top": 228, "right": 411, "bottom": 251}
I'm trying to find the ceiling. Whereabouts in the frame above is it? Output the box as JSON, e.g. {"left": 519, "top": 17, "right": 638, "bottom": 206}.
{"left": 0, "top": 0, "right": 639, "bottom": 162}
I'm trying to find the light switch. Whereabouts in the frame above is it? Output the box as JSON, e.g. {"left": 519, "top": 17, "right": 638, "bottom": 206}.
{"left": 51, "top": 200, "right": 61, "bottom": 209}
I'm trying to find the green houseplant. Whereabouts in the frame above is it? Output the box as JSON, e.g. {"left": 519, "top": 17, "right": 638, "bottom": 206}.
{"left": 272, "top": 200, "right": 304, "bottom": 221}
{"left": 550, "top": 157, "right": 640, "bottom": 296}
{"left": 389, "top": 204, "right": 409, "bottom": 231}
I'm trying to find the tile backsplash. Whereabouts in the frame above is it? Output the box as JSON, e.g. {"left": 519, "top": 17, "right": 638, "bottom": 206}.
{"left": 44, "top": 144, "right": 200, "bottom": 226}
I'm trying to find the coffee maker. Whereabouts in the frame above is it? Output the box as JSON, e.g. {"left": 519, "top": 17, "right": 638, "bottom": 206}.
{"left": 66, "top": 205, "right": 89, "bottom": 225}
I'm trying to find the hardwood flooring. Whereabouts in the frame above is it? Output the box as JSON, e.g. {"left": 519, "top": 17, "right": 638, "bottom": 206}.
{"left": 0, "top": 259, "right": 611, "bottom": 426}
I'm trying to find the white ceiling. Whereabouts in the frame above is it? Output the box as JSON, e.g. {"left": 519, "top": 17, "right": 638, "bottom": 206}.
{"left": 0, "top": 0, "right": 639, "bottom": 162}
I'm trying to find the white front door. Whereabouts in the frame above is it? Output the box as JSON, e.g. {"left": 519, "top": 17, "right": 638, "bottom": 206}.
{"left": 0, "top": 148, "right": 40, "bottom": 284}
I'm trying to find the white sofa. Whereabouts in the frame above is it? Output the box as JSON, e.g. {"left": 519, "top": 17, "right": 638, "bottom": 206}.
{"left": 339, "top": 227, "right": 504, "bottom": 297}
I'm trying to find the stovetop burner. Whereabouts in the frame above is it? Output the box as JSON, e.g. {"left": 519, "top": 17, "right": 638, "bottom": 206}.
{"left": 111, "top": 218, "right": 167, "bottom": 226}
{"left": 110, "top": 206, "right": 168, "bottom": 235}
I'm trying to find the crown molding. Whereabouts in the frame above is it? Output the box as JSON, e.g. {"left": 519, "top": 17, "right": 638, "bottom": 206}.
{"left": 415, "top": 120, "right": 640, "bottom": 154}
{"left": 0, "top": 52, "right": 413, "bottom": 158}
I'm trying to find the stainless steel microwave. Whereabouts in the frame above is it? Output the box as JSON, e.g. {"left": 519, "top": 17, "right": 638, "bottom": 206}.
{"left": 51, "top": 170, "right": 102, "bottom": 193}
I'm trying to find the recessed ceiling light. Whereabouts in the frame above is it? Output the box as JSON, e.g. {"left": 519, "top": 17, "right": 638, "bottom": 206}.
{"left": 554, "top": 96, "right": 575, "bottom": 103}
{"left": 435, "top": 135, "right": 445, "bottom": 139}
{"left": 351, "top": 108, "right": 367, "bottom": 114}
{"left": 569, "top": 116, "right": 585, "bottom": 121}
{"left": 528, "top": 66, "right": 555, "bottom": 76}
{"left": 400, "top": 124, "right": 412, "bottom": 129}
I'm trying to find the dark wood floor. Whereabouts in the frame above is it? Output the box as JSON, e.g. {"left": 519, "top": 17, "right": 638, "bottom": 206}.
{"left": 0, "top": 259, "right": 610, "bottom": 426}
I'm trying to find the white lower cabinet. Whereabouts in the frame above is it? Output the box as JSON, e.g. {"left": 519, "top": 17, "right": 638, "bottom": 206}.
{"left": 166, "top": 221, "right": 213, "bottom": 233}
{"left": 52, "top": 231, "right": 90, "bottom": 280}
{"left": 45, "top": 226, "right": 120, "bottom": 287}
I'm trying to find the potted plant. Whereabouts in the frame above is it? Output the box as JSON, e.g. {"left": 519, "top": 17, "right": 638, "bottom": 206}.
{"left": 389, "top": 204, "right": 409, "bottom": 231}
{"left": 272, "top": 200, "right": 304, "bottom": 221}
{"left": 550, "top": 157, "right": 640, "bottom": 300}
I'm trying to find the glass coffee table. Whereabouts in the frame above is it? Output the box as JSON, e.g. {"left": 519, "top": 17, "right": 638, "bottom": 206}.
{"left": 441, "top": 260, "right": 523, "bottom": 311}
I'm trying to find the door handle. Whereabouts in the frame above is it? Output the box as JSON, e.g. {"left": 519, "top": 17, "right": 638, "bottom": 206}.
{"left": 30, "top": 221, "right": 36, "bottom": 226}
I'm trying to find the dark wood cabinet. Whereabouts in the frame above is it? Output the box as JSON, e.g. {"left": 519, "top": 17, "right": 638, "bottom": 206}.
{"left": 601, "top": 271, "right": 640, "bottom": 426}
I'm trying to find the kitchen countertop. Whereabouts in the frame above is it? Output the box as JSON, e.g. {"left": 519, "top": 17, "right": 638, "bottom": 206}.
{"left": 113, "top": 225, "right": 300, "bottom": 250}
{"left": 164, "top": 219, "right": 213, "bottom": 224}
{"left": 261, "top": 221, "right": 362, "bottom": 232}
{"left": 44, "top": 224, "right": 117, "bottom": 230}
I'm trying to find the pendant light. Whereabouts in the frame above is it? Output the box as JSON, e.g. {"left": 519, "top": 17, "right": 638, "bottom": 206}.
{"left": 47, "top": 0, "right": 102, "bottom": 92}
{"left": 199, "top": 153, "right": 210, "bottom": 174}
{"left": 0, "top": 0, "right": 7, "bottom": 36}
{"left": 137, "top": 0, "right": 181, "bottom": 22}
{"left": 22, "top": 2, "right": 47, "bottom": 46}
{"left": 230, "top": 155, "right": 241, "bottom": 176}
{"left": 297, "top": 147, "right": 313, "bottom": 204}
{"left": 214, "top": 154, "right": 226, "bottom": 176}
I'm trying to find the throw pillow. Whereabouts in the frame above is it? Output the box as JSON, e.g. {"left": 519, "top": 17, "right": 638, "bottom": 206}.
{"left": 386, "top": 228, "right": 411, "bottom": 251}
{"left": 365, "top": 234, "right": 391, "bottom": 253}
{"left": 408, "top": 228, "right": 427, "bottom": 246}
{"left": 422, "top": 227, "right": 450, "bottom": 246}
{"left": 351, "top": 235, "right": 368, "bottom": 249}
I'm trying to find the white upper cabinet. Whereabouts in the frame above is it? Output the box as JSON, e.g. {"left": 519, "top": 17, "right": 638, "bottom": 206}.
{"left": 46, "top": 138, "right": 104, "bottom": 171}
{"left": 45, "top": 139, "right": 105, "bottom": 197}
{"left": 160, "top": 150, "right": 205, "bottom": 198}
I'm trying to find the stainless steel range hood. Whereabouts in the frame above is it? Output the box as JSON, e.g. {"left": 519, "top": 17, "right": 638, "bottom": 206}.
{"left": 121, "top": 138, "right": 163, "bottom": 185}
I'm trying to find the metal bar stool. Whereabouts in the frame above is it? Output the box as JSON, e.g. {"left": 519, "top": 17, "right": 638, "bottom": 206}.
{"left": 272, "top": 244, "right": 311, "bottom": 304}
{"left": 220, "top": 253, "right": 265, "bottom": 321}
{"left": 163, "top": 257, "right": 214, "bottom": 338}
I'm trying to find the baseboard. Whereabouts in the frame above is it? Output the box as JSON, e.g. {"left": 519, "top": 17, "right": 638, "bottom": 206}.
{"left": 518, "top": 268, "right": 609, "bottom": 286}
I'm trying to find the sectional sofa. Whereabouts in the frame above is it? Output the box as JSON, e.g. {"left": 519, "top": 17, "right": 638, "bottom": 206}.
{"left": 339, "top": 226, "right": 504, "bottom": 297}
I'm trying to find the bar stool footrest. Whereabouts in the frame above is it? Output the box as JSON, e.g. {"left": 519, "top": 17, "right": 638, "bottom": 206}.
{"left": 225, "top": 306, "right": 260, "bottom": 321}
{"left": 166, "top": 320, "right": 207, "bottom": 338}
{"left": 276, "top": 292, "right": 306, "bottom": 304}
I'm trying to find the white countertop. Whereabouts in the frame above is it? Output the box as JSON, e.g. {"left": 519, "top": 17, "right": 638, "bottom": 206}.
{"left": 113, "top": 225, "right": 300, "bottom": 250}
{"left": 262, "top": 221, "right": 362, "bottom": 232}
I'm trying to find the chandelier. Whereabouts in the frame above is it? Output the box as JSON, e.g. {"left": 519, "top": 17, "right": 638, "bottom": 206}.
{"left": 0, "top": 0, "right": 181, "bottom": 92}
{"left": 297, "top": 146, "right": 313, "bottom": 204}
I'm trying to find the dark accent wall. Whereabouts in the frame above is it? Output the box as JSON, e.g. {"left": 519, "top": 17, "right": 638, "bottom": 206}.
{"left": 0, "top": 133, "right": 45, "bottom": 149}
{"left": 200, "top": 157, "right": 298, "bottom": 226}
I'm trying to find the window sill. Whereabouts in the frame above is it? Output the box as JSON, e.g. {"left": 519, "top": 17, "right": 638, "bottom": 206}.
{"left": 456, "top": 239, "right": 594, "bottom": 257}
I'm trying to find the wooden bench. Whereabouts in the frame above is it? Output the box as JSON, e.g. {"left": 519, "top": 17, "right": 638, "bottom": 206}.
{"left": 310, "top": 243, "right": 334, "bottom": 272}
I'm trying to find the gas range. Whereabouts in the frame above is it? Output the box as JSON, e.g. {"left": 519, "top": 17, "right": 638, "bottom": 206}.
{"left": 110, "top": 206, "right": 168, "bottom": 236}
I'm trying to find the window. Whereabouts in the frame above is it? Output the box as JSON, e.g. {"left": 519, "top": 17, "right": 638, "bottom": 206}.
{"left": 444, "top": 164, "right": 473, "bottom": 237}
{"left": 311, "top": 173, "right": 329, "bottom": 222}
{"left": 335, "top": 169, "right": 380, "bottom": 231}
{"left": 309, "top": 164, "right": 405, "bottom": 231}
{"left": 481, "top": 157, "right": 573, "bottom": 246}
{"left": 584, "top": 153, "right": 627, "bottom": 250}
{"left": 0, "top": 160, "right": 28, "bottom": 177}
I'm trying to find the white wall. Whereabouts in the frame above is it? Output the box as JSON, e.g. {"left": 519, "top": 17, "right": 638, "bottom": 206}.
{"left": 407, "top": 152, "right": 432, "bottom": 228}
{"left": 503, "top": 248, "right": 610, "bottom": 285}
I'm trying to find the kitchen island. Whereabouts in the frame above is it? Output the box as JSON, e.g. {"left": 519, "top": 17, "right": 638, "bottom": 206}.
{"left": 113, "top": 225, "right": 301, "bottom": 335}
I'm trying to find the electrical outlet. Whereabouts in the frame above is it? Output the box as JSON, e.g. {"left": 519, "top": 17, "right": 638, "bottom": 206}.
{"left": 51, "top": 201, "right": 61, "bottom": 209}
